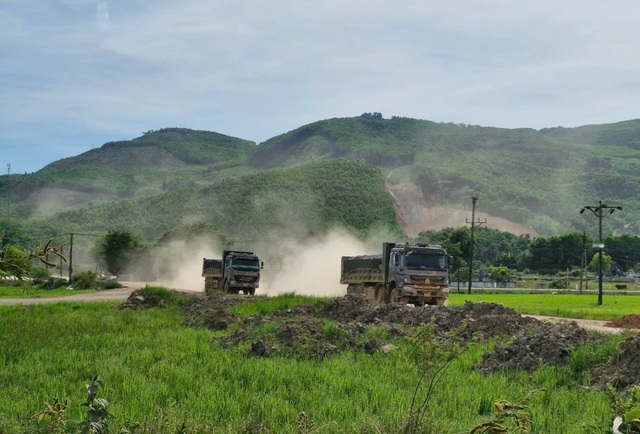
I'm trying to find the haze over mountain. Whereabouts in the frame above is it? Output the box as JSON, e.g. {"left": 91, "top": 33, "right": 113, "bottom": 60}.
{"left": 1, "top": 114, "right": 639, "bottom": 247}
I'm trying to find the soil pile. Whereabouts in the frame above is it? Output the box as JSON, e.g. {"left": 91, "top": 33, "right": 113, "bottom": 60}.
{"left": 477, "top": 321, "right": 601, "bottom": 375}
{"left": 591, "top": 334, "right": 640, "bottom": 390}
{"left": 117, "top": 288, "right": 170, "bottom": 309}
{"left": 323, "top": 294, "right": 540, "bottom": 342}
{"left": 605, "top": 314, "right": 640, "bottom": 329}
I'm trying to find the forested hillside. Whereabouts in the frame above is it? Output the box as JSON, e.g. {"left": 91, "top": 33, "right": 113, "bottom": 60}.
{"left": 2, "top": 115, "right": 640, "bottom": 247}
{"left": 8, "top": 159, "right": 400, "bottom": 243}
{"left": 249, "top": 114, "right": 640, "bottom": 235}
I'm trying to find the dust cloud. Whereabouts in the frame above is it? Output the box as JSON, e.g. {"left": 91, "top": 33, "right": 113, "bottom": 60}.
{"left": 130, "top": 227, "right": 395, "bottom": 297}
{"left": 128, "top": 237, "right": 223, "bottom": 292}
{"left": 257, "top": 228, "right": 380, "bottom": 297}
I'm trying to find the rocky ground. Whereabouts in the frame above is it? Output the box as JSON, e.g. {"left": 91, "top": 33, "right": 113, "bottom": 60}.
{"left": 120, "top": 291, "right": 640, "bottom": 391}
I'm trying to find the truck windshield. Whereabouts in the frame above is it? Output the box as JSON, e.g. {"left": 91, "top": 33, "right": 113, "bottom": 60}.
{"left": 232, "top": 258, "right": 260, "bottom": 271}
{"left": 405, "top": 250, "right": 446, "bottom": 270}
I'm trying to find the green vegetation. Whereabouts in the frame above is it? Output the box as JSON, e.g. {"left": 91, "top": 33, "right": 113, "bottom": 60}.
{"left": 448, "top": 292, "right": 640, "bottom": 320}
{"left": 5, "top": 158, "right": 401, "bottom": 242}
{"left": 227, "top": 292, "right": 330, "bottom": 315}
{"left": 3, "top": 116, "right": 640, "bottom": 249}
{"left": 0, "top": 244, "right": 32, "bottom": 280}
{"left": 0, "top": 293, "right": 632, "bottom": 433}
{"left": 0, "top": 285, "right": 95, "bottom": 298}
{"left": 4, "top": 117, "right": 640, "bottom": 293}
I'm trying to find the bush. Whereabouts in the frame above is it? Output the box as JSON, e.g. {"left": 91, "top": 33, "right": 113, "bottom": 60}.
{"left": 70, "top": 271, "right": 123, "bottom": 290}
{"left": 30, "top": 267, "right": 51, "bottom": 284}
{"left": 549, "top": 278, "right": 569, "bottom": 289}
{"left": 70, "top": 271, "right": 97, "bottom": 289}
{"left": 38, "top": 277, "right": 69, "bottom": 290}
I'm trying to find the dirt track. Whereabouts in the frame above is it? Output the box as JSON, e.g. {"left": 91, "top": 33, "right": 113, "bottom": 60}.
{"left": 0, "top": 283, "right": 147, "bottom": 306}
{"left": 524, "top": 315, "right": 634, "bottom": 335}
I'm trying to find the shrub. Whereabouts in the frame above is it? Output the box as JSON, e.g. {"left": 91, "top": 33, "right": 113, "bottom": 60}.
{"left": 70, "top": 271, "right": 97, "bottom": 289}
{"left": 31, "top": 267, "right": 52, "bottom": 284}
{"left": 39, "top": 277, "right": 69, "bottom": 290}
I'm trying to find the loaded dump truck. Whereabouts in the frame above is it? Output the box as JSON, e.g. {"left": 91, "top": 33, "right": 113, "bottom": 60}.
{"left": 202, "top": 250, "right": 263, "bottom": 295}
{"left": 340, "top": 242, "right": 452, "bottom": 306}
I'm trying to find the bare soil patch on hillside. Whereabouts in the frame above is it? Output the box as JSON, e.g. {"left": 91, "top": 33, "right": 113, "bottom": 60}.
{"left": 383, "top": 177, "right": 538, "bottom": 237}
{"left": 121, "top": 291, "right": 640, "bottom": 389}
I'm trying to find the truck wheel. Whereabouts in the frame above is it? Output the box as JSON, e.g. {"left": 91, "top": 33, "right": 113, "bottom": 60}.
{"left": 373, "top": 284, "right": 385, "bottom": 305}
{"left": 389, "top": 288, "right": 400, "bottom": 303}
{"left": 435, "top": 298, "right": 447, "bottom": 306}
{"left": 248, "top": 288, "right": 255, "bottom": 296}
{"left": 383, "top": 285, "right": 393, "bottom": 304}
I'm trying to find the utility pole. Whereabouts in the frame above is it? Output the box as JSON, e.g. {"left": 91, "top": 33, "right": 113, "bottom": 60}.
{"left": 580, "top": 200, "right": 622, "bottom": 305}
{"left": 68, "top": 233, "right": 74, "bottom": 282}
{"left": 466, "top": 195, "right": 487, "bottom": 294}
{"left": 579, "top": 231, "right": 586, "bottom": 294}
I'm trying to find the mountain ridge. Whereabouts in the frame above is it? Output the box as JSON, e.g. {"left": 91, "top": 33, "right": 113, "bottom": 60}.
{"left": 2, "top": 115, "right": 640, "bottom": 240}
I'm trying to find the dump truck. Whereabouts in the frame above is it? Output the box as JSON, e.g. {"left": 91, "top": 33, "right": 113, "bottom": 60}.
{"left": 340, "top": 242, "right": 452, "bottom": 306}
{"left": 202, "top": 250, "right": 263, "bottom": 295}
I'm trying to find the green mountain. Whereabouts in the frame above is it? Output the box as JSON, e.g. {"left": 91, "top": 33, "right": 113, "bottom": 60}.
{"left": 2, "top": 116, "right": 640, "bottom": 246}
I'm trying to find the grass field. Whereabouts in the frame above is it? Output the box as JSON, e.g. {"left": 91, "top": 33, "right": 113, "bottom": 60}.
{"left": 0, "top": 291, "right": 633, "bottom": 433}
{"left": 448, "top": 292, "right": 640, "bottom": 321}
{"left": 0, "top": 285, "right": 95, "bottom": 298}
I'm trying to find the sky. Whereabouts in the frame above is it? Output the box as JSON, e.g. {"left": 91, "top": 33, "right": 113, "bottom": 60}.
{"left": 2, "top": 1, "right": 640, "bottom": 174}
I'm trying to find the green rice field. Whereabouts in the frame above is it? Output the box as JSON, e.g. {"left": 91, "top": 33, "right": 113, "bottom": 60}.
{"left": 0, "top": 290, "right": 634, "bottom": 433}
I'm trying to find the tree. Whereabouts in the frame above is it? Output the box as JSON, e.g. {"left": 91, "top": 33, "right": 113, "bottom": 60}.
{"left": 588, "top": 252, "right": 613, "bottom": 274}
{"left": 488, "top": 266, "right": 518, "bottom": 284}
{"left": 527, "top": 232, "right": 590, "bottom": 273}
{"left": 98, "top": 230, "right": 145, "bottom": 276}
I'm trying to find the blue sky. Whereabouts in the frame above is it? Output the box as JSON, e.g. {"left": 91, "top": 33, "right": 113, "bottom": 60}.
{"left": 2, "top": 0, "right": 640, "bottom": 174}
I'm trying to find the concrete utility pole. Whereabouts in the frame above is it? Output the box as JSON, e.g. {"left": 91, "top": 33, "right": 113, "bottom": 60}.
{"left": 580, "top": 200, "right": 622, "bottom": 306}
{"left": 579, "top": 231, "right": 586, "bottom": 294}
{"left": 466, "top": 195, "right": 486, "bottom": 294}
{"left": 68, "top": 233, "right": 74, "bottom": 282}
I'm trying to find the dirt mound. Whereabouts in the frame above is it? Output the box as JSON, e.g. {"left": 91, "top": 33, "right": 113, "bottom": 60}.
{"left": 322, "top": 294, "right": 538, "bottom": 341}
{"left": 477, "top": 321, "right": 602, "bottom": 375}
{"left": 190, "top": 294, "right": 542, "bottom": 359}
{"left": 122, "top": 292, "right": 639, "bottom": 383}
{"left": 179, "top": 293, "right": 248, "bottom": 330}
{"left": 591, "top": 334, "right": 640, "bottom": 390}
{"left": 605, "top": 315, "right": 640, "bottom": 329}
{"left": 118, "top": 288, "right": 170, "bottom": 309}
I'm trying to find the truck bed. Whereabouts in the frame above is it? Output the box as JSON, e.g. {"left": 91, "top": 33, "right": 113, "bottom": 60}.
{"left": 202, "top": 258, "right": 222, "bottom": 277}
{"left": 340, "top": 255, "right": 383, "bottom": 284}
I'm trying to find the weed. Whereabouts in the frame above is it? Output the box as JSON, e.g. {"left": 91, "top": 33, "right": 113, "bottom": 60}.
{"left": 606, "top": 384, "right": 640, "bottom": 434}
{"left": 469, "top": 389, "right": 545, "bottom": 433}
{"left": 31, "top": 376, "right": 137, "bottom": 434}
{"left": 296, "top": 412, "right": 337, "bottom": 434}
{"left": 401, "top": 323, "right": 466, "bottom": 434}
{"left": 79, "top": 375, "right": 115, "bottom": 434}
{"left": 30, "top": 398, "right": 68, "bottom": 433}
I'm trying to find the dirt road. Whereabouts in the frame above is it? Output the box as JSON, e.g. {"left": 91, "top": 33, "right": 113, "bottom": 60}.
{"left": 524, "top": 315, "right": 634, "bottom": 335}
{"left": 0, "top": 283, "right": 148, "bottom": 306}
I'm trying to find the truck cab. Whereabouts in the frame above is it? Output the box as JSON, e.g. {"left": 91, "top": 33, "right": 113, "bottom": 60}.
{"left": 222, "top": 251, "right": 262, "bottom": 295}
{"left": 384, "top": 243, "right": 451, "bottom": 306}
{"left": 202, "top": 250, "right": 263, "bottom": 295}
